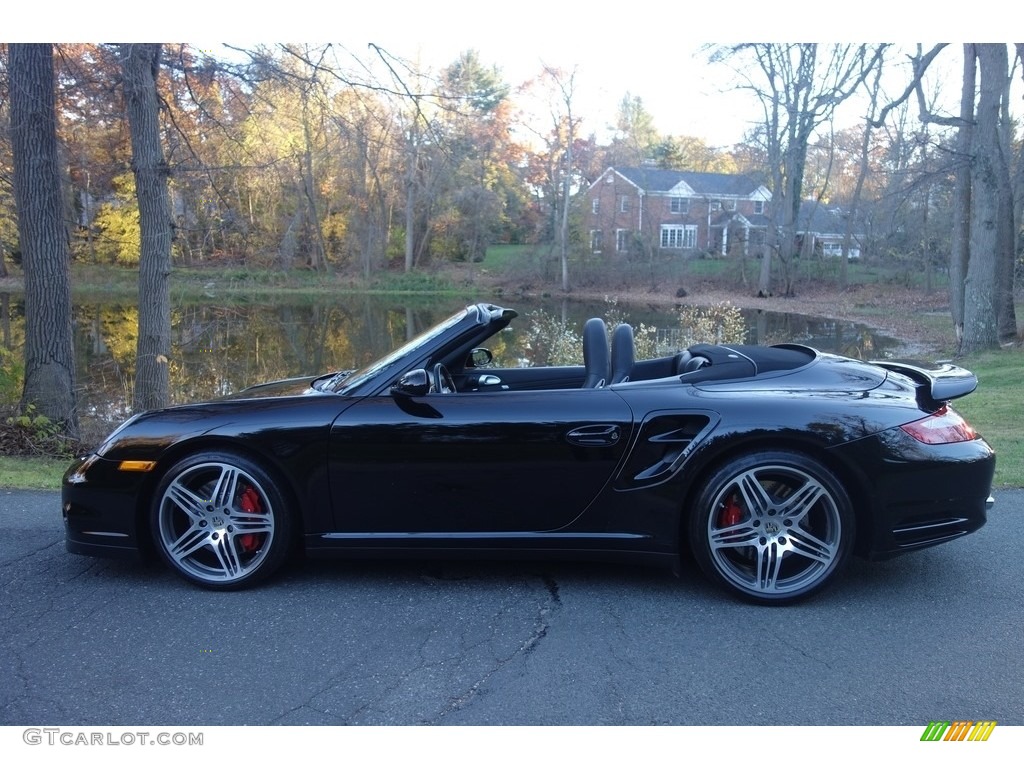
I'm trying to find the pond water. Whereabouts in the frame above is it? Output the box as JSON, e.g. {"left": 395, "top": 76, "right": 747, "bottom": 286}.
{"left": 0, "top": 292, "right": 898, "bottom": 428}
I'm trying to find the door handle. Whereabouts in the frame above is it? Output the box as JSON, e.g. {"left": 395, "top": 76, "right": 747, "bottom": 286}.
{"left": 566, "top": 424, "right": 621, "bottom": 447}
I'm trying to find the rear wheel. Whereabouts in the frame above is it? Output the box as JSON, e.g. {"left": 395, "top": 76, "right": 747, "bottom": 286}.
{"left": 150, "top": 451, "right": 292, "bottom": 589}
{"left": 688, "top": 451, "right": 854, "bottom": 604}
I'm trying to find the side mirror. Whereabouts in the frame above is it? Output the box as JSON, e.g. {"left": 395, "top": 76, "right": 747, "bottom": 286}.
{"left": 390, "top": 368, "right": 431, "bottom": 398}
{"left": 466, "top": 347, "right": 493, "bottom": 368}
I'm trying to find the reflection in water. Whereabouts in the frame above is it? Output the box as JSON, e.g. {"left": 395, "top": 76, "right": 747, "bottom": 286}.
{"left": 0, "top": 293, "right": 899, "bottom": 429}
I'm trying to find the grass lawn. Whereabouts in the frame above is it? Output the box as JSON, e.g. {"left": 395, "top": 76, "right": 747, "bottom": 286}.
{"left": 0, "top": 455, "right": 70, "bottom": 490}
{"left": 954, "top": 348, "right": 1023, "bottom": 488}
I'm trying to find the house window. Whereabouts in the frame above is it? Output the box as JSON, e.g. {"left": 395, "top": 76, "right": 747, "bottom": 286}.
{"left": 590, "top": 230, "right": 603, "bottom": 253}
{"left": 660, "top": 225, "right": 697, "bottom": 249}
{"left": 592, "top": 198, "right": 599, "bottom": 214}
{"left": 753, "top": 200, "right": 765, "bottom": 215}
{"left": 619, "top": 195, "right": 631, "bottom": 213}
{"left": 709, "top": 200, "right": 722, "bottom": 212}
{"left": 616, "top": 229, "right": 630, "bottom": 252}
{"left": 725, "top": 199, "right": 737, "bottom": 211}
{"left": 670, "top": 197, "right": 689, "bottom": 214}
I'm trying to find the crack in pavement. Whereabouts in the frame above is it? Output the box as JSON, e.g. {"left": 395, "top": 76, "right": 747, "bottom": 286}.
{"left": 427, "top": 571, "right": 562, "bottom": 724}
{"left": 268, "top": 571, "right": 562, "bottom": 726}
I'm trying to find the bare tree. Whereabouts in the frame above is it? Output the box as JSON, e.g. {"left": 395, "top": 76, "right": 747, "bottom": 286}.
{"left": 120, "top": 43, "right": 172, "bottom": 411}
{"left": 9, "top": 44, "right": 78, "bottom": 437}
{"left": 839, "top": 54, "right": 887, "bottom": 289}
{"left": 949, "top": 45, "right": 975, "bottom": 341}
{"left": 551, "top": 67, "right": 578, "bottom": 293}
{"left": 875, "top": 44, "right": 1016, "bottom": 352}
{"left": 716, "top": 44, "right": 887, "bottom": 296}
{"left": 532, "top": 65, "right": 581, "bottom": 293}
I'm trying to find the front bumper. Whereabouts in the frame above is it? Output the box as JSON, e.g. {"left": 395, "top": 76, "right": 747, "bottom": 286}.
{"left": 62, "top": 454, "right": 149, "bottom": 559}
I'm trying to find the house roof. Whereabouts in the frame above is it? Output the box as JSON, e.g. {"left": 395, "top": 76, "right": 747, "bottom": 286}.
{"left": 711, "top": 211, "right": 771, "bottom": 229}
{"left": 609, "top": 166, "right": 765, "bottom": 197}
{"left": 797, "top": 201, "right": 864, "bottom": 236}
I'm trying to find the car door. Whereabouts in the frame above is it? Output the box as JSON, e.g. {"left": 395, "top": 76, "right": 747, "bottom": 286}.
{"left": 328, "top": 387, "right": 633, "bottom": 533}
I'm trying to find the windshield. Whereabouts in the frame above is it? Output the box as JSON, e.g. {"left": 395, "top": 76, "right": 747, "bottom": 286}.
{"left": 332, "top": 307, "right": 469, "bottom": 395}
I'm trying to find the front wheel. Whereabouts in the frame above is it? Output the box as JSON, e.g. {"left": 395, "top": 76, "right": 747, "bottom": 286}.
{"left": 150, "top": 451, "right": 293, "bottom": 590}
{"left": 688, "top": 451, "right": 854, "bottom": 604}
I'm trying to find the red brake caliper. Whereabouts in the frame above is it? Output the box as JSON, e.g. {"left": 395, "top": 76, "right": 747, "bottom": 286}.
{"left": 717, "top": 493, "right": 744, "bottom": 528}
{"left": 238, "top": 487, "right": 263, "bottom": 553}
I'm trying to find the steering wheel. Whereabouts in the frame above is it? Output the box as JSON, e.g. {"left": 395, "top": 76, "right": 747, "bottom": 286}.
{"left": 432, "top": 363, "right": 457, "bottom": 394}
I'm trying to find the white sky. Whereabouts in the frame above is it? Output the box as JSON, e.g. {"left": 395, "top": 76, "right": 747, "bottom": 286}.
{"left": 11, "top": 3, "right": 1012, "bottom": 148}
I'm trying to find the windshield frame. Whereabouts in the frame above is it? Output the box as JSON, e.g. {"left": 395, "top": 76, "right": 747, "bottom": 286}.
{"left": 331, "top": 307, "right": 470, "bottom": 395}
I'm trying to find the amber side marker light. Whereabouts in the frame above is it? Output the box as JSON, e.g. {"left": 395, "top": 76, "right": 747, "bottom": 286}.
{"left": 117, "top": 460, "right": 157, "bottom": 472}
{"left": 901, "top": 405, "right": 979, "bottom": 445}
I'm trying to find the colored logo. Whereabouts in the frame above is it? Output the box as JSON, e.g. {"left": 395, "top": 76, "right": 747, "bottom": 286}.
{"left": 921, "top": 721, "right": 996, "bottom": 742}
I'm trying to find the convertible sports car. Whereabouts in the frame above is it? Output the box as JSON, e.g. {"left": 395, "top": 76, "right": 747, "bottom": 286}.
{"left": 62, "top": 303, "right": 995, "bottom": 604}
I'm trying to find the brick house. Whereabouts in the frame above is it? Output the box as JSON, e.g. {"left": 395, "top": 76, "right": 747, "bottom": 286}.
{"left": 583, "top": 166, "right": 772, "bottom": 257}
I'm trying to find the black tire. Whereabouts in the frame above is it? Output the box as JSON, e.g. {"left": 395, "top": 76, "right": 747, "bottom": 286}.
{"left": 688, "top": 450, "right": 854, "bottom": 605}
{"left": 150, "top": 451, "right": 293, "bottom": 590}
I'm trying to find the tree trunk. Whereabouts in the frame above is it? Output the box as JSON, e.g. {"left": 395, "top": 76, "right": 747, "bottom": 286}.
{"left": 404, "top": 129, "right": 418, "bottom": 273}
{"left": 843, "top": 60, "right": 884, "bottom": 289}
{"left": 10, "top": 44, "right": 79, "bottom": 438}
{"left": 1014, "top": 45, "right": 1024, "bottom": 305}
{"left": 301, "top": 106, "right": 327, "bottom": 271}
{"left": 121, "top": 43, "right": 172, "bottom": 412}
{"left": 961, "top": 44, "right": 1006, "bottom": 354}
{"left": 404, "top": 180, "right": 417, "bottom": 273}
{"left": 278, "top": 203, "right": 303, "bottom": 270}
{"left": 559, "top": 142, "right": 572, "bottom": 293}
{"left": 994, "top": 49, "right": 1017, "bottom": 343}
{"left": 949, "top": 45, "right": 975, "bottom": 350}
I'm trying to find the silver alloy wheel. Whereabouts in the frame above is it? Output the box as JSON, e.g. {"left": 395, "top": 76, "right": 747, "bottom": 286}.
{"left": 698, "top": 459, "right": 849, "bottom": 601}
{"left": 155, "top": 461, "right": 276, "bottom": 585}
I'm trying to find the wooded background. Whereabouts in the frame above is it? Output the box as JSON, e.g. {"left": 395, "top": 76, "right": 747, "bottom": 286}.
{"left": 1, "top": 43, "right": 1021, "bottom": 433}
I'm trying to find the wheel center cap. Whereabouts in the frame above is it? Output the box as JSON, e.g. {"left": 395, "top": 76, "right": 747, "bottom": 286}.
{"left": 211, "top": 515, "right": 225, "bottom": 527}
{"left": 765, "top": 521, "right": 781, "bottom": 535}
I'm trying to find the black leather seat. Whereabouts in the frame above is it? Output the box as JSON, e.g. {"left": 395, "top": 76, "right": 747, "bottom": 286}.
{"left": 609, "top": 323, "right": 634, "bottom": 384}
{"left": 674, "top": 349, "right": 710, "bottom": 374}
{"left": 581, "top": 317, "right": 609, "bottom": 388}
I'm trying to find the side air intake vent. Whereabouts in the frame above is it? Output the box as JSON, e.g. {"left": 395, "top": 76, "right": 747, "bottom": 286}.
{"left": 615, "top": 413, "right": 716, "bottom": 490}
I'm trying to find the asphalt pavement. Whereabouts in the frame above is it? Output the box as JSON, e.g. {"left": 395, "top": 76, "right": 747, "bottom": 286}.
{"left": 1, "top": 487, "right": 1022, "bottom": 726}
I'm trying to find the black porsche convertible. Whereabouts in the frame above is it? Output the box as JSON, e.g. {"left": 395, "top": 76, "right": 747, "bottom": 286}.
{"left": 62, "top": 303, "right": 995, "bottom": 604}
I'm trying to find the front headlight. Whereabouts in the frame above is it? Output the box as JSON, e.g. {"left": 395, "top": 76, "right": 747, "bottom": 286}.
{"left": 64, "top": 454, "right": 99, "bottom": 484}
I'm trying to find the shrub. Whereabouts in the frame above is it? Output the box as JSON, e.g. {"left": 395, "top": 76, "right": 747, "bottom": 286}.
{"left": 1, "top": 403, "right": 80, "bottom": 458}
{"left": 520, "top": 310, "right": 583, "bottom": 366}
{"left": 675, "top": 302, "right": 747, "bottom": 347}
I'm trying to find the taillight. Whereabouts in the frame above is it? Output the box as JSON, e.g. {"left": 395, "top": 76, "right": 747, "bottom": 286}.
{"left": 901, "top": 405, "right": 979, "bottom": 444}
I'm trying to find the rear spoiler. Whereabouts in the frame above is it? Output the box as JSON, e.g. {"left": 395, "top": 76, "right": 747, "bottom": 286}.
{"left": 872, "top": 360, "right": 978, "bottom": 402}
